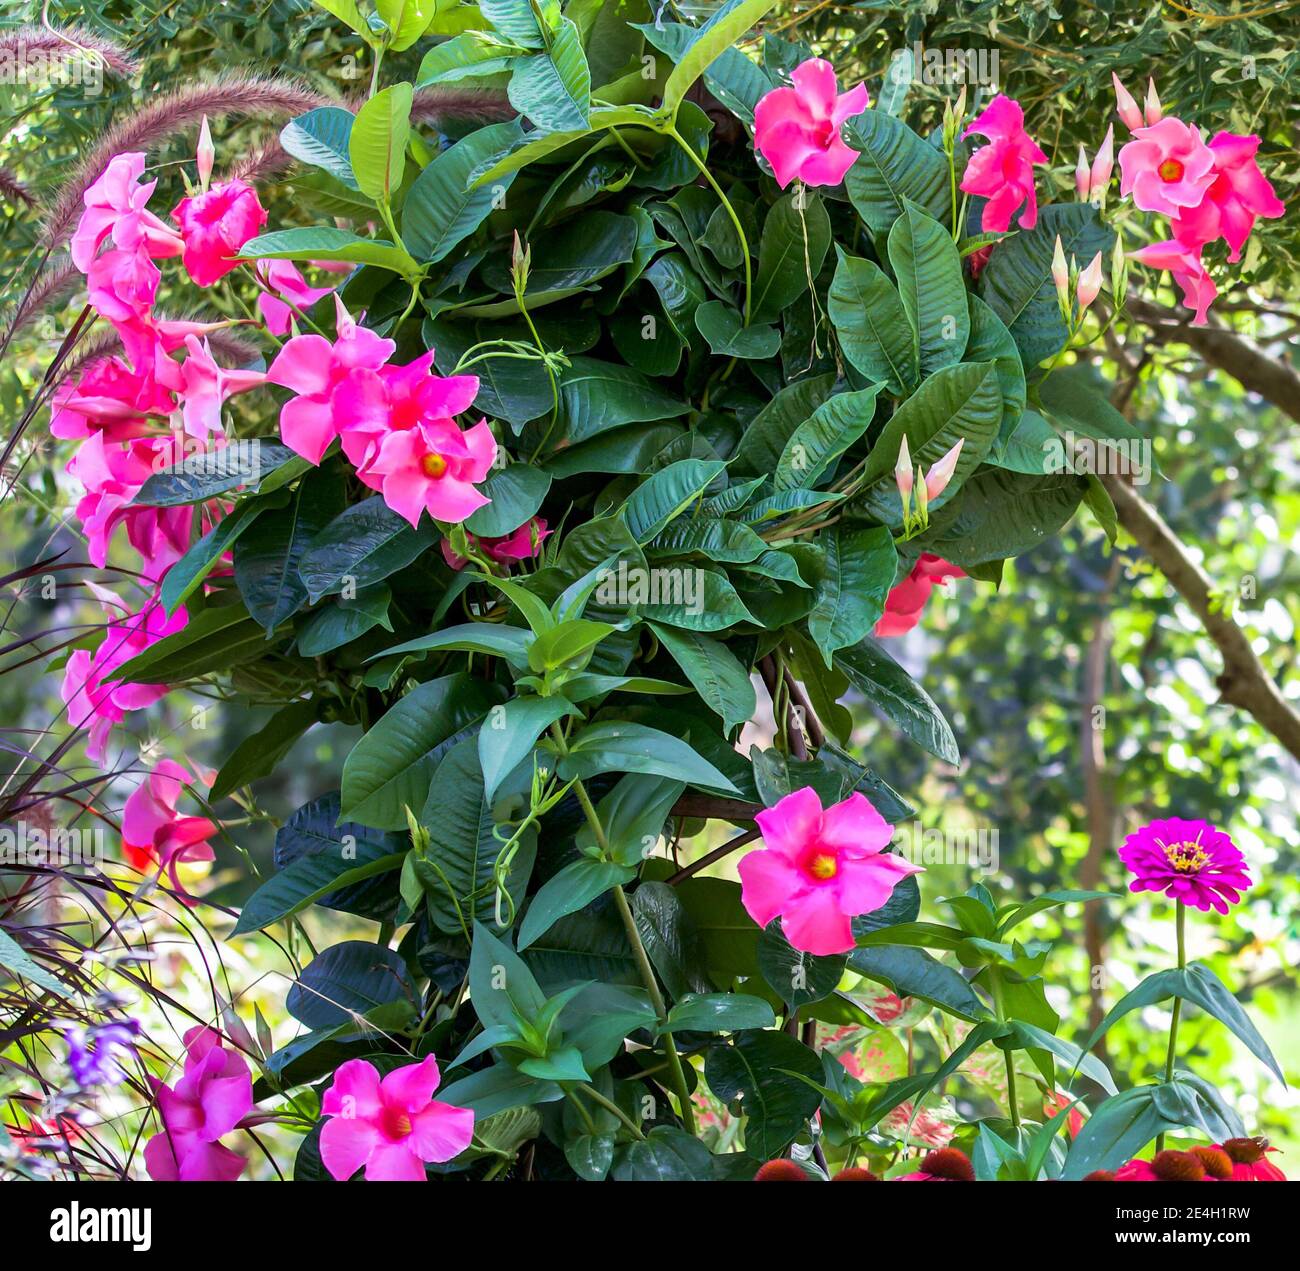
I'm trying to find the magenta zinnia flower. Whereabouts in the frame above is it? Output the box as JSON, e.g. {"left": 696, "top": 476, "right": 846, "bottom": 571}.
{"left": 739, "top": 787, "right": 922, "bottom": 956}
{"left": 319, "top": 1055, "right": 474, "bottom": 1181}
{"left": 1118, "top": 817, "right": 1251, "bottom": 914}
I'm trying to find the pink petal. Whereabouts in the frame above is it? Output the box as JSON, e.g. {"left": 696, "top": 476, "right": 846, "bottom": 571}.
{"left": 279, "top": 394, "right": 338, "bottom": 465}
{"left": 738, "top": 846, "right": 807, "bottom": 928}
{"left": 319, "top": 1113, "right": 381, "bottom": 1181}
{"left": 364, "top": 1141, "right": 428, "bottom": 1181}
{"left": 790, "top": 59, "right": 839, "bottom": 118}
{"left": 379, "top": 1055, "right": 442, "bottom": 1112}
{"left": 424, "top": 476, "right": 489, "bottom": 525}
{"left": 780, "top": 887, "right": 855, "bottom": 956}
{"left": 322, "top": 1058, "right": 383, "bottom": 1118}
{"left": 817, "top": 792, "right": 893, "bottom": 854}
{"left": 836, "top": 851, "right": 923, "bottom": 916}
{"left": 408, "top": 1101, "right": 475, "bottom": 1163}
{"left": 754, "top": 786, "right": 823, "bottom": 858}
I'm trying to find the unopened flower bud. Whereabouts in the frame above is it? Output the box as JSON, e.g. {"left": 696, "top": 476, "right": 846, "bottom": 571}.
{"left": 1076, "top": 252, "right": 1104, "bottom": 311}
{"left": 1111, "top": 73, "right": 1142, "bottom": 131}
{"left": 1090, "top": 125, "right": 1114, "bottom": 204}
{"left": 1143, "top": 78, "right": 1163, "bottom": 126}
{"left": 196, "top": 115, "right": 214, "bottom": 192}
{"left": 923, "top": 438, "right": 964, "bottom": 503}
{"left": 1075, "top": 145, "right": 1090, "bottom": 201}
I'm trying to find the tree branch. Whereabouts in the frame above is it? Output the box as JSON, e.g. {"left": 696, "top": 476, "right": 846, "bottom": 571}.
{"left": 1100, "top": 474, "right": 1300, "bottom": 762}
{"left": 1126, "top": 298, "right": 1300, "bottom": 425}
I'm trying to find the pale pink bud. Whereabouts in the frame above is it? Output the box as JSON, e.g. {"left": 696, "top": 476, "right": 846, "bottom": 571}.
{"left": 923, "top": 438, "right": 964, "bottom": 503}
{"left": 1143, "top": 79, "right": 1163, "bottom": 126}
{"left": 1076, "top": 252, "right": 1104, "bottom": 311}
{"left": 894, "top": 434, "right": 915, "bottom": 499}
{"left": 196, "top": 115, "right": 215, "bottom": 191}
{"left": 1089, "top": 125, "right": 1114, "bottom": 197}
{"left": 1111, "top": 73, "right": 1142, "bottom": 131}
{"left": 1075, "top": 145, "right": 1090, "bottom": 200}
{"left": 1051, "top": 235, "right": 1069, "bottom": 295}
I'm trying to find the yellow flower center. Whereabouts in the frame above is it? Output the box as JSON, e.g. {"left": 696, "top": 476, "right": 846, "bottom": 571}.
{"left": 1162, "top": 840, "right": 1209, "bottom": 874}
{"left": 421, "top": 453, "right": 448, "bottom": 479}
{"left": 381, "top": 1108, "right": 413, "bottom": 1139}
{"left": 807, "top": 852, "right": 838, "bottom": 880}
{"left": 1158, "top": 158, "right": 1185, "bottom": 183}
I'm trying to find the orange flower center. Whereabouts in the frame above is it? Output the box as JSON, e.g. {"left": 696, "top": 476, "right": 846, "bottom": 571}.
{"left": 380, "top": 1108, "right": 413, "bottom": 1140}
{"left": 1162, "top": 840, "right": 1209, "bottom": 874}
{"left": 807, "top": 852, "right": 838, "bottom": 881}
{"left": 1158, "top": 158, "right": 1185, "bottom": 182}
{"left": 421, "top": 453, "right": 448, "bottom": 479}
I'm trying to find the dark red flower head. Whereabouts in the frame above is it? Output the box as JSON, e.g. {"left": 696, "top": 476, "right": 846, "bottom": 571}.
{"left": 1150, "top": 1150, "right": 1206, "bottom": 1182}
{"left": 754, "top": 1159, "right": 809, "bottom": 1181}
{"left": 1083, "top": 1169, "right": 1116, "bottom": 1181}
{"left": 1188, "top": 1147, "right": 1233, "bottom": 1180}
{"left": 921, "top": 1147, "right": 975, "bottom": 1181}
{"left": 831, "top": 1166, "right": 880, "bottom": 1181}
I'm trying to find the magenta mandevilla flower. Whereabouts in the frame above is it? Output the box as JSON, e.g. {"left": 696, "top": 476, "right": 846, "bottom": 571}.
{"left": 1118, "top": 816, "right": 1251, "bottom": 914}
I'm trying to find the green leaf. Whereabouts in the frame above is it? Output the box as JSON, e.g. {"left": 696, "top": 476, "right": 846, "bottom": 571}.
{"left": 835, "top": 637, "right": 960, "bottom": 765}
{"left": 827, "top": 249, "right": 918, "bottom": 397}
{"left": 731, "top": 373, "right": 836, "bottom": 480}
{"left": 806, "top": 526, "right": 897, "bottom": 666}
{"left": 1081, "top": 963, "right": 1284, "bottom": 1084}
{"left": 113, "top": 603, "right": 285, "bottom": 685}
{"left": 1006, "top": 1021, "right": 1117, "bottom": 1096}
{"left": 758, "top": 922, "right": 846, "bottom": 1008}
{"left": 470, "top": 106, "right": 650, "bottom": 186}
{"left": 843, "top": 110, "right": 949, "bottom": 233}
{"left": 649, "top": 623, "right": 755, "bottom": 734}
{"left": 235, "top": 467, "right": 346, "bottom": 632}
{"left": 631, "top": 880, "right": 709, "bottom": 999}
{"left": 508, "top": 20, "right": 591, "bottom": 132}
{"left": 979, "top": 203, "right": 1114, "bottom": 369}
{"left": 233, "top": 843, "right": 404, "bottom": 935}
{"left": 847, "top": 946, "right": 989, "bottom": 1022}
{"left": 660, "top": 0, "right": 780, "bottom": 118}
{"left": 517, "top": 860, "right": 636, "bottom": 950}
{"left": 585, "top": 774, "right": 686, "bottom": 867}
{"left": 468, "top": 921, "right": 548, "bottom": 1029}
{"left": 340, "top": 674, "right": 505, "bottom": 829}
{"left": 401, "top": 120, "right": 525, "bottom": 263}
{"left": 438, "top": 1062, "right": 564, "bottom": 1119}
{"left": 639, "top": 568, "right": 756, "bottom": 634}
{"left": 753, "top": 190, "right": 831, "bottom": 324}
{"left": 624, "top": 459, "right": 724, "bottom": 543}
{"left": 377, "top": 622, "right": 533, "bottom": 668}
{"left": 416, "top": 742, "right": 537, "bottom": 932}
{"left": 280, "top": 106, "right": 359, "bottom": 189}
{"left": 286, "top": 941, "right": 415, "bottom": 1030}
{"left": 966, "top": 293, "right": 1028, "bottom": 450}
{"left": 663, "top": 992, "right": 775, "bottom": 1033}
{"left": 648, "top": 516, "right": 767, "bottom": 564}
{"left": 298, "top": 496, "right": 436, "bottom": 603}
{"left": 480, "top": 0, "right": 550, "bottom": 48}
{"left": 239, "top": 227, "right": 419, "bottom": 277}
{"left": 703, "top": 1029, "right": 822, "bottom": 1157}
{"left": 612, "top": 1125, "right": 714, "bottom": 1181}
{"left": 559, "top": 721, "right": 740, "bottom": 794}
{"left": 417, "top": 32, "right": 523, "bottom": 86}
{"left": 0, "top": 926, "right": 67, "bottom": 997}
{"left": 211, "top": 699, "right": 318, "bottom": 801}
{"left": 887, "top": 200, "right": 969, "bottom": 374}
{"left": 559, "top": 357, "right": 689, "bottom": 443}
{"left": 376, "top": 0, "right": 439, "bottom": 52}
{"left": 313, "top": 0, "right": 368, "bottom": 36}
{"left": 160, "top": 495, "right": 278, "bottom": 616}
{"left": 134, "top": 443, "right": 306, "bottom": 507}
{"left": 478, "top": 694, "right": 578, "bottom": 802}
{"left": 775, "top": 386, "right": 884, "bottom": 491}
{"left": 694, "top": 300, "right": 781, "bottom": 359}
{"left": 296, "top": 585, "right": 393, "bottom": 657}
{"left": 349, "top": 83, "right": 411, "bottom": 202}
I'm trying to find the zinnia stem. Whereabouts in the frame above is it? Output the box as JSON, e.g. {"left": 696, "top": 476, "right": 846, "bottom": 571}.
{"left": 1155, "top": 899, "right": 1187, "bottom": 1152}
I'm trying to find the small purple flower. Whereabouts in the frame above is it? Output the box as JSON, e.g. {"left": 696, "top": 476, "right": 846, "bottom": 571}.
{"left": 65, "top": 1019, "right": 141, "bottom": 1088}
{"left": 1118, "top": 817, "right": 1251, "bottom": 914}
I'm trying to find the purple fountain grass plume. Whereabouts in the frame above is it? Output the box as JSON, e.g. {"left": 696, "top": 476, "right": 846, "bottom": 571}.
{"left": 225, "top": 140, "right": 296, "bottom": 186}
{"left": 3, "top": 257, "right": 81, "bottom": 339}
{"left": 0, "top": 24, "right": 139, "bottom": 80}
{"left": 0, "top": 166, "right": 35, "bottom": 208}
{"left": 41, "top": 74, "right": 336, "bottom": 253}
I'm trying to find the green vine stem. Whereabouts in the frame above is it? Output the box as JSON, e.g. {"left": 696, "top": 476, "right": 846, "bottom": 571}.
{"left": 547, "top": 722, "right": 697, "bottom": 1133}
{"left": 1155, "top": 899, "right": 1187, "bottom": 1152}
{"left": 665, "top": 124, "right": 753, "bottom": 325}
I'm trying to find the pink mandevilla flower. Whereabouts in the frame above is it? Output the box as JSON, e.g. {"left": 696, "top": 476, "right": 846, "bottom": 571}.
{"left": 738, "top": 787, "right": 922, "bottom": 956}
{"left": 266, "top": 296, "right": 396, "bottom": 464}
{"left": 1171, "top": 132, "right": 1285, "bottom": 262}
{"left": 256, "top": 259, "right": 344, "bottom": 336}
{"left": 1129, "top": 239, "right": 1218, "bottom": 326}
{"left": 753, "top": 58, "right": 868, "bottom": 189}
{"left": 1118, "top": 816, "right": 1251, "bottom": 914}
{"left": 122, "top": 759, "right": 219, "bottom": 896}
{"left": 144, "top": 1026, "right": 253, "bottom": 1182}
{"left": 71, "top": 152, "right": 183, "bottom": 272}
{"left": 172, "top": 178, "right": 268, "bottom": 286}
{"left": 960, "top": 95, "right": 1048, "bottom": 233}
{"left": 441, "top": 517, "right": 549, "bottom": 570}
{"left": 1118, "top": 117, "right": 1216, "bottom": 217}
{"left": 178, "top": 335, "right": 265, "bottom": 439}
{"left": 61, "top": 587, "right": 185, "bottom": 763}
{"left": 361, "top": 416, "right": 496, "bottom": 528}
{"left": 875, "top": 554, "right": 966, "bottom": 639}
{"left": 319, "top": 1055, "right": 474, "bottom": 1182}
